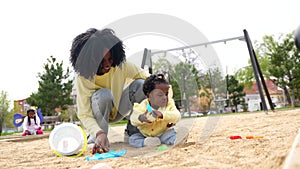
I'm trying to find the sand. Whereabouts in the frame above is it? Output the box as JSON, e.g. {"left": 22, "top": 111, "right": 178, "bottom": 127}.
{"left": 1, "top": 109, "right": 300, "bottom": 169}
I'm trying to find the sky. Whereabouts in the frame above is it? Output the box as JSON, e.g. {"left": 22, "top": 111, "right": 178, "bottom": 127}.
{"left": 0, "top": 0, "right": 299, "bottom": 103}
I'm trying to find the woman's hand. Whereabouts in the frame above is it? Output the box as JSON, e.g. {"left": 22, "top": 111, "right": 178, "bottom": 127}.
{"left": 92, "top": 130, "right": 110, "bottom": 154}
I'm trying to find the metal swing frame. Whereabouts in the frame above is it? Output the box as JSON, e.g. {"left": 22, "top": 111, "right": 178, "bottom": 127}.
{"left": 141, "top": 29, "right": 274, "bottom": 113}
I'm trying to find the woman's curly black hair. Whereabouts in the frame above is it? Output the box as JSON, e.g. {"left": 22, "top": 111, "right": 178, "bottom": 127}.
{"left": 70, "top": 28, "right": 126, "bottom": 79}
{"left": 143, "top": 74, "right": 169, "bottom": 95}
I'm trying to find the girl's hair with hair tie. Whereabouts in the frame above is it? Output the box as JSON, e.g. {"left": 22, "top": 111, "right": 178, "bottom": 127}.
{"left": 27, "top": 109, "right": 37, "bottom": 125}
{"left": 143, "top": 74, "right": 169, "bottom": 95}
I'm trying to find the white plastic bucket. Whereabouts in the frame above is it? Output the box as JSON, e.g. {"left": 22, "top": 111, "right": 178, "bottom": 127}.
{"left": 49, "top": 123, "right": 87, "bottom": 157}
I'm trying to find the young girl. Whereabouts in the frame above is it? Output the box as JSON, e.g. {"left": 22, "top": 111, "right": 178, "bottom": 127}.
{"left": 129, "top": 74, "right": 186, "bottom": 148}
{"left": 22, "top": 109, "right": 43, "bottom": 136}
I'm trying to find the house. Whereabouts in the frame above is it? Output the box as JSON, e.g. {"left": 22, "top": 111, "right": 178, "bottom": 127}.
{"left": 244, "top": 79, "right": 284, "bottom": 111}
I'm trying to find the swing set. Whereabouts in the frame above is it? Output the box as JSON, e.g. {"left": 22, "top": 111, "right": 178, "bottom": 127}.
{"left": 141, "top": 29, "right": 274, "bottom": 113}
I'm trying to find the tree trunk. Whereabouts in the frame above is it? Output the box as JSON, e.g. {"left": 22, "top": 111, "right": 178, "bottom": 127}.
{"left": 0, "top": 120, "right": 3, "bottom": 135}
{"left": 283, "top": 87, "right": 292, "bottom": 106}
{"left": 208, "top": 100, "right": 212, "bottom": 110}
{"left": 51, "top": 109, "right": 55, "bottom": 116}
{"left": 291, "top": 87, "right": 295, "bottom": 107}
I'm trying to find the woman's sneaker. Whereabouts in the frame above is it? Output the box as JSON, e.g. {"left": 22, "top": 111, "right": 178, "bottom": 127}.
{"left": 87, "top": 134, "right": 96, "bottom": 148}
{"left": 144, "top": 137, "right": 161, "bottom": 147}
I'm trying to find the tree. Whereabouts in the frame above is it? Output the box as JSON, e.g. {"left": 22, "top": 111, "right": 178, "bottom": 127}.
{"left": 152, "top": 50, "right": 202, "bottom": 112}
{"left": 227, "top": 75, "right": 245, "bottom": 112}
{"left": 153, "top": 55, "right": 173, "bottom": 79}
{"left": 199, "top": 72, "right": 214, "bottom": 111}
{"left": 198, "top": 68, "right": 226, "bottom": 112}
{"left": 169, "top": 62, "right": 200, "bottom": 112}
{"left": 235, "top": 57, "right": 270, "bottom": 89}
{"left": 0, "top": 91, "right": 11, "bottom": 135}
{"left": 208, "top": 68, "right": 226, "bottom": 100}
{"left": 257, "top": 33, "right": 300, "bottom": 106}
{"left": 26, "top": 56, "right": 73, "bottom": 116}
{"left": 235, "top": 32, "right": 300, "bottom": 106}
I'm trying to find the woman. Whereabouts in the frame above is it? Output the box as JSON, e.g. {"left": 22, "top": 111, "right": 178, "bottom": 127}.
{"left": 70, "top": 28, "right": 149, "bottom": 154}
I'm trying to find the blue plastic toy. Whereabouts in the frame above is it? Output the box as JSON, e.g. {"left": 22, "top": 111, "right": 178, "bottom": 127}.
{"left": 146, "top": 104, "right": 154, "bottom": 114}
{"left": 86, "top": 149, "right": 126, "bottom": 161}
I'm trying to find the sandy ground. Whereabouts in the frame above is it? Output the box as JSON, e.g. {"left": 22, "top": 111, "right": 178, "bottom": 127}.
{"left": 1, "top": 109, "right": 300, "bottom": 169}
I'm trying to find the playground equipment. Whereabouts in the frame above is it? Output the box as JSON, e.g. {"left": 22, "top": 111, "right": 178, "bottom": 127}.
{"left": 142, "top": 29, "right": 274, "bottom": 114}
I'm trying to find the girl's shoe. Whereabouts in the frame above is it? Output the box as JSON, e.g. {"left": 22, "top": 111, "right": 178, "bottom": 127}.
{"left": 174, "top": 127, "right": 189, "bottom": 145}
{"left": 36, "top": 130, "right": 43, "bottom": 134}
{"left": 144, "top": 137, "right": 161, "bottom": 147}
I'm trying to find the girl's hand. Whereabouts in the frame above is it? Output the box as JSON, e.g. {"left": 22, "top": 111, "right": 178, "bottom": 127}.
{"left": 152, "top": 110, "right": 163, "bottom": 119}
{"left": 138, "top": 112, "right": 152, "bottom": 123}
{"left": 35, "top": 126, "right": 41, "bottom": 130}
{"left": 146, "top": 104, "right": 163, "bottom": 119}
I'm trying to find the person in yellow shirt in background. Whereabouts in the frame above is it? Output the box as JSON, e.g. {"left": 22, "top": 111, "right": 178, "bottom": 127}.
{"left": 70, "top": 28, "right": 149, "bottom": 154}
{"left": 129, "top": 74, "right": 187, "bottom": 148}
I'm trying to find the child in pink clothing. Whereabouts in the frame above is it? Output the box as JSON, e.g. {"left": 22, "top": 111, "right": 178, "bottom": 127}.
{"left": 22, "top": 109, "right": 43, "bottom": 136}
